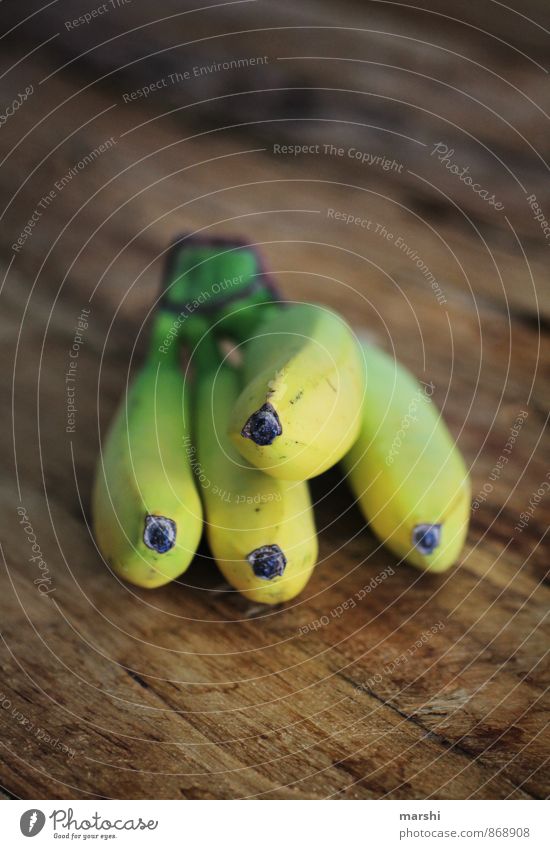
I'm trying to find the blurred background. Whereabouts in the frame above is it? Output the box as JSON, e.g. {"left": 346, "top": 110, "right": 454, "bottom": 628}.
{"left": 0, "top": 0, "right": 549, "bottom": 800}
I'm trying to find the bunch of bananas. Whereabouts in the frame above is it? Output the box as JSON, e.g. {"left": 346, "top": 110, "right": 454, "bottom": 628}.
{"left": 92, "top": 237, "right": 470, "bottom": 603}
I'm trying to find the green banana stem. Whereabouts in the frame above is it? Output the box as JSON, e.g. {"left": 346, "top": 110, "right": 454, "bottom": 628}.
{"left": 146, "top": 308, "right": 185, "bottom": 365}
{"left": 147, "top": 307, "right": 216, "bottom": 369}
{"left": 191, "top": 329, "right": 222, "bottom": 378}
{"left": 160, "top": 238, "right": 271, "bottom": 314}
{"left": 158, "top": 237, "right": 283, "bottom": 345}
{"left": 214, "top": 297, "right": 283, "bottom": 343}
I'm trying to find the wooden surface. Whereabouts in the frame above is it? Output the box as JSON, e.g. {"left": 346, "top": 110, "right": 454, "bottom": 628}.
{"left": 0, "top": 0, "right": 549, "bottom": 799}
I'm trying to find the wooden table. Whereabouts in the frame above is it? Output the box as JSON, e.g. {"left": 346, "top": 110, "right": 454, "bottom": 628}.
{"left": 0, "top": 0, "right": 548, "bottom": 799}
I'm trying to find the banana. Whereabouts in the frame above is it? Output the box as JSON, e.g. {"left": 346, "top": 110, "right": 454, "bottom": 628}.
{"left": 92, "top": 311, "right": 203, "bottom": 588}
{"left": 227, "top": 303, "right": 366, "bottom": 480}
{"left": 193, "top": 340, "right": 318, "bottom": 604}
{"left": 342, "top": 344, "right": 471, "bottom": 572}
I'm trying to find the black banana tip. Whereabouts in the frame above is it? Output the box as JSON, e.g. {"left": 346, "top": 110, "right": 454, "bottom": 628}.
{"left": 241, "top": 403, "right": 282, "bottom": 446}
{"left": 247, "top": 544, "right": 287, "bottom": 580}
{"left": 144, "top": 515, "right": 177, "bottom": 554}
{"left": 412, "top": 523, "right": 441, "bottom": 555}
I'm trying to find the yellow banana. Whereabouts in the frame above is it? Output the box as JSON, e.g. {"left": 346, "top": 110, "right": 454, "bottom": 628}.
{"left": 342, "top": 344, "right": 471, "bottom": 572}
{"left": 194, "top": 344, "right": 318, "bottom": 604}
{"left": 92, "top": 311, "right": 203, "bottom": 588}
{"left": 228, "top": 303, "right": 366, "bottom": 480}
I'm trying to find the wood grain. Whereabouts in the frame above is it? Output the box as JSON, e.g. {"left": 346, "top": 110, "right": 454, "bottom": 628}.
{"left": 0, "top": 0, "right": 548, "bottom": 800}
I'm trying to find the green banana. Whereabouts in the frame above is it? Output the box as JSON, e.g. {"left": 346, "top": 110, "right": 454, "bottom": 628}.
{"left": 193, "top": 338, "right": 318, "bottom": 604}
{"left": 342, "top": 344, "right": 471, "bottom": 572}
{"left": 92, "top": 311, "right": 203, "bottom": 588}
{"left": 228, "top": 303, "right": 366, "bottom": 480}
